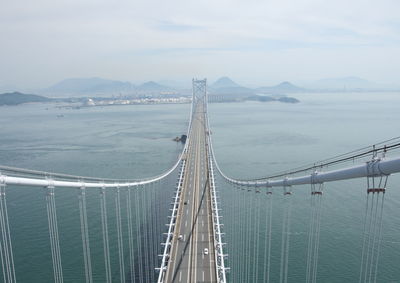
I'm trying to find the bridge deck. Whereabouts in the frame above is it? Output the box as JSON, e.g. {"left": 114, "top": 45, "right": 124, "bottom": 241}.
{"left": 165, "top": 101, "right": 217, "bottom": 282}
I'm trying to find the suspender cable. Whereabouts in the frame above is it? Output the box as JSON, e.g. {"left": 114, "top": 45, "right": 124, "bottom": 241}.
{"left": 126, "top": 187, "right": 136, "bottom": 283}
{"left": 305, "top": 182, "right": 323, "bottom": 283}
{"left": 99, "top": 187, "right": 112, "bottom": 283}
{"left": 78, "top": 186, "right": 93, "bottom": 283}
{"left": 264, "top": 187, "right": 273, "bottom": 283}
{"left": 245, "top": 186, "right": 253, "bottom": 282}
{"left": 306, "top": 188, "right": 315, "bottom": 283}
{"left": 280, "top": 186, "right": 292, "bottom": 283}
{"left": 45, "top": 185, "right": 63, "bottom": 283}
{"left": 46, "top": 187, "right": 57, "bottom": 283}
{"left": 150, "top": 182, "right": 157, "bottom": 278}
{"left": 359, "top": 188, "right": 370, "bottom": 283}
{"left": 373, "top": 189, "right": 385, "bottom": 283}
{"left": 364, "top": 192, "right": 376, "bottom": 282}
{"left": 370, "top": 175, "right": 387, "bottom": 283}
{"left": 0, "top": 184, "right": 16, "bottom": 282}
{"left": 254, "top": 188, "right": 261, "bottom": 282}
{"left": 135, "top": 186, "right": 144, "bottom": 283}
{"left": 115, "top": 187, "right": 125, "bottom": 283}
{"left": 225, "top": 183, "right": 233, "bottom": 282}
{"left": 240, "top": 186, "right": 246, "bottom": 283}
{"left": 155, "top": 180, "right": 162, "bottom": 266}
{"left": 141, "top": 184, "right": 150, "bottom": 282}
{"left": 234, "top": 185, "right": 241, "bottom": 282}
{"left": 145, "top": 183, "right": 154, "bottom": 283}
{"left": 368, "top": 193, "right": 380, "bottom": 282}
{"left": 359, "top": 172, "right": 388, "bottom": 283}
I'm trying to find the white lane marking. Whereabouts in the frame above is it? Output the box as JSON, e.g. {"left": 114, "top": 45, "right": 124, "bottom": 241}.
{"left": 201, "top": 209, "right": 203, "bottom": 215}
{"left": 202, "top": 233, "right": 204, "bottom": 241}
{"left": 186, "top": 209, "right": 188, "bottom": 215}
{"left": 203, "top": 271, "right": 205, "bottom": 281}
{"left": 179, "top": 271, "right": 182, "bottom": 282}
{"left": 202, "top": 220, "right": 204, "bottom": 227}
{"left": 185, "top": 220, "right": 187, "bottom": 227}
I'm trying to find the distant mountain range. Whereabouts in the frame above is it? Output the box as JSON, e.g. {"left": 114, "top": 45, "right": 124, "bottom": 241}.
{"left": 307, "top": 76, "right": 380, "bottom": 90}
{"left": 40, "top": 77, "right": 175, "bottom": 97}
{"left": 37, "top": 76, "right": 314, "bottom": 98}
{"left": 256, "top": 81, "right": 305, "bottom": 94}
{"left": 209, "top": 76, "right": 397, "bottom": 95}
{"left": 209, "top": 78, "right": 306, "bottom": 96}
{"left": 8, "top": 75, "right": 395, "bottom": 98}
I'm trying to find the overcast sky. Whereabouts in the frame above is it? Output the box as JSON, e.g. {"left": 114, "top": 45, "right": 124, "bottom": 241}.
{"left": 1, "top": 0, "right": 400, "bottom": 88}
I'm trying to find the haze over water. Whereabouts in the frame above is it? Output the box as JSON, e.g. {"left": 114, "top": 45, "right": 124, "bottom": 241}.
{"left": 1, "top": 91, "right": 400, "bottom": 282}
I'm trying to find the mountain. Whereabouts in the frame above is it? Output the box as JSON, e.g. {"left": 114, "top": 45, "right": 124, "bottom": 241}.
{"left": 43, "top": 77, "right": 135, "bottom": 97}
{"left": 209, "top": 77, "right": 254, "bottom": 96}
{"left": 310, "top": 77, "right": 379, "bottom": 90}
{"left": 211, "top": 77, "right": 242, "bottom": 89}
{"left": 137, "top": 81, "right": 172, "bottom": 91}
{"left": 0, "top": 92, "right": 51, "bottom": 106}
{"left": 256, "top": 81, "right": 305, "bottom": 94}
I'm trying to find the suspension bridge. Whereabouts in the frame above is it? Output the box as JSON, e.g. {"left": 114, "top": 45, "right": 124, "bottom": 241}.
{"left": 0, "top": 79, "right": 400, "bottom": 283}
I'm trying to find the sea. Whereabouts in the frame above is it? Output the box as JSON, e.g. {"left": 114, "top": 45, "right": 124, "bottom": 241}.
{"left": 1, "top": 91, "right": 400, "bottom": 282}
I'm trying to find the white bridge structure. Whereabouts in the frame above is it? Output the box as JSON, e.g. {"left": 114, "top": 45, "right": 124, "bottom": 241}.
{"left": 0, "top": 79, "right": 400, "bottom": 283}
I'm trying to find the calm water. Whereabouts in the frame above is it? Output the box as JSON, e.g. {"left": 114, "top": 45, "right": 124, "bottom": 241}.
{"left": 209, "top": 92, "right": 400, "bottom": 282}
{"left": 1, "top": 92, "right": 400, "bottom": 282}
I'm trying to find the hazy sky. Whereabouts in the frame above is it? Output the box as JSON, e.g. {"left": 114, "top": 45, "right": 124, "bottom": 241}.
{"left": 1, "top": 0, "right": 400, "bottom": 88}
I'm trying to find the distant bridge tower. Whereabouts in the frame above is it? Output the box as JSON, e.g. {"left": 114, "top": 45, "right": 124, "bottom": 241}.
{"left": 192, "top": 78, "right": 207, "bottom": 103}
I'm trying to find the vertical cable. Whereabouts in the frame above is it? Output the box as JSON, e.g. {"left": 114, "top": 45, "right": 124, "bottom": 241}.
{"left": 146, "top": 183, "right": 155, "bottom": 283}
{"left": 240, "top": 186, "right": 246, "bottom": 283}
{"left": 0, "top": 183, "right": 16, "bottom": 283}
{"left": 45, "top": 187, "right": 58, "bottom": 283}
{"left": 115, "top": 187, "right": 125, "bottom": 283}
{"left": 52, "top": 187, "right": 63, "bottom": 283}
{"left": 373, "top": 192, "right": 386, "bottom": 283}
{"left": 360, "top": 173, "right": 388, "bottom": 283}
{"left": 254, "top": 190, "right": 261, "bottom": 282}
{"left": 264, "top": 188, "right": 273, "bottom": 283}
{"left": 368, "top": 192, "right": 383, "bottom": 283}
{"left": 78, "top": 186, "right": 93, "bottom": 283}
{"left": 306, "top": 183, "right": 323, "bottom": 283}
{"left": 126, "top": 187, "right": 136, "bottom": 283}
{"left": 150, "top": 182, "right": 157, "bottom": 279}
{"left": 312, "top": 186, "right": 323, "bottom": 283}
{"left": 359, "top": 190, "right": 370, "bottom": 283}
{"left": 45, "top": 185, "right": 63, "bottom": 283}
{"left": 135, "top": 186, "right": 144, "bottom": 283}
{"left": 141, "top": 184, "right": 150, "bottom": 282}
{"left": 234, "top": 185, "right": 241, "bottom": 282}
{"left": 245, "top": 187, "right": 253, "bottom": 282}
{"left": 284, "top": 193, "right": 292, "bottom": 283}
{"left": 100, "top": 187, "right": 112, "bottom": 283}
{"left": 363, "top": 192, "right": 376, "bottom": 282}
{"left": 306, "top": 189, "right": 315, "bottom": 283}
{"left": 280, "top": 186, "right": 292, "bottom": 283}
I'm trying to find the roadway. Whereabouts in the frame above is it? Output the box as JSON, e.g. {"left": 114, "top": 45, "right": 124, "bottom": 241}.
{"left": 165, "top": 99, "right": 217, "bottom": 282}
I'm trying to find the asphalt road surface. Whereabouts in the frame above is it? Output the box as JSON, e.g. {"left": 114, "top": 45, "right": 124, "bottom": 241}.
{"left": 165, "top": 100, "right": 217, "bottom": 283}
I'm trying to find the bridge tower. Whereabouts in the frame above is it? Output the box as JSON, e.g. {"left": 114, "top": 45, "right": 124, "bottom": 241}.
{"left": 192, "top": 78, "right": 207, "bottom": 104}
